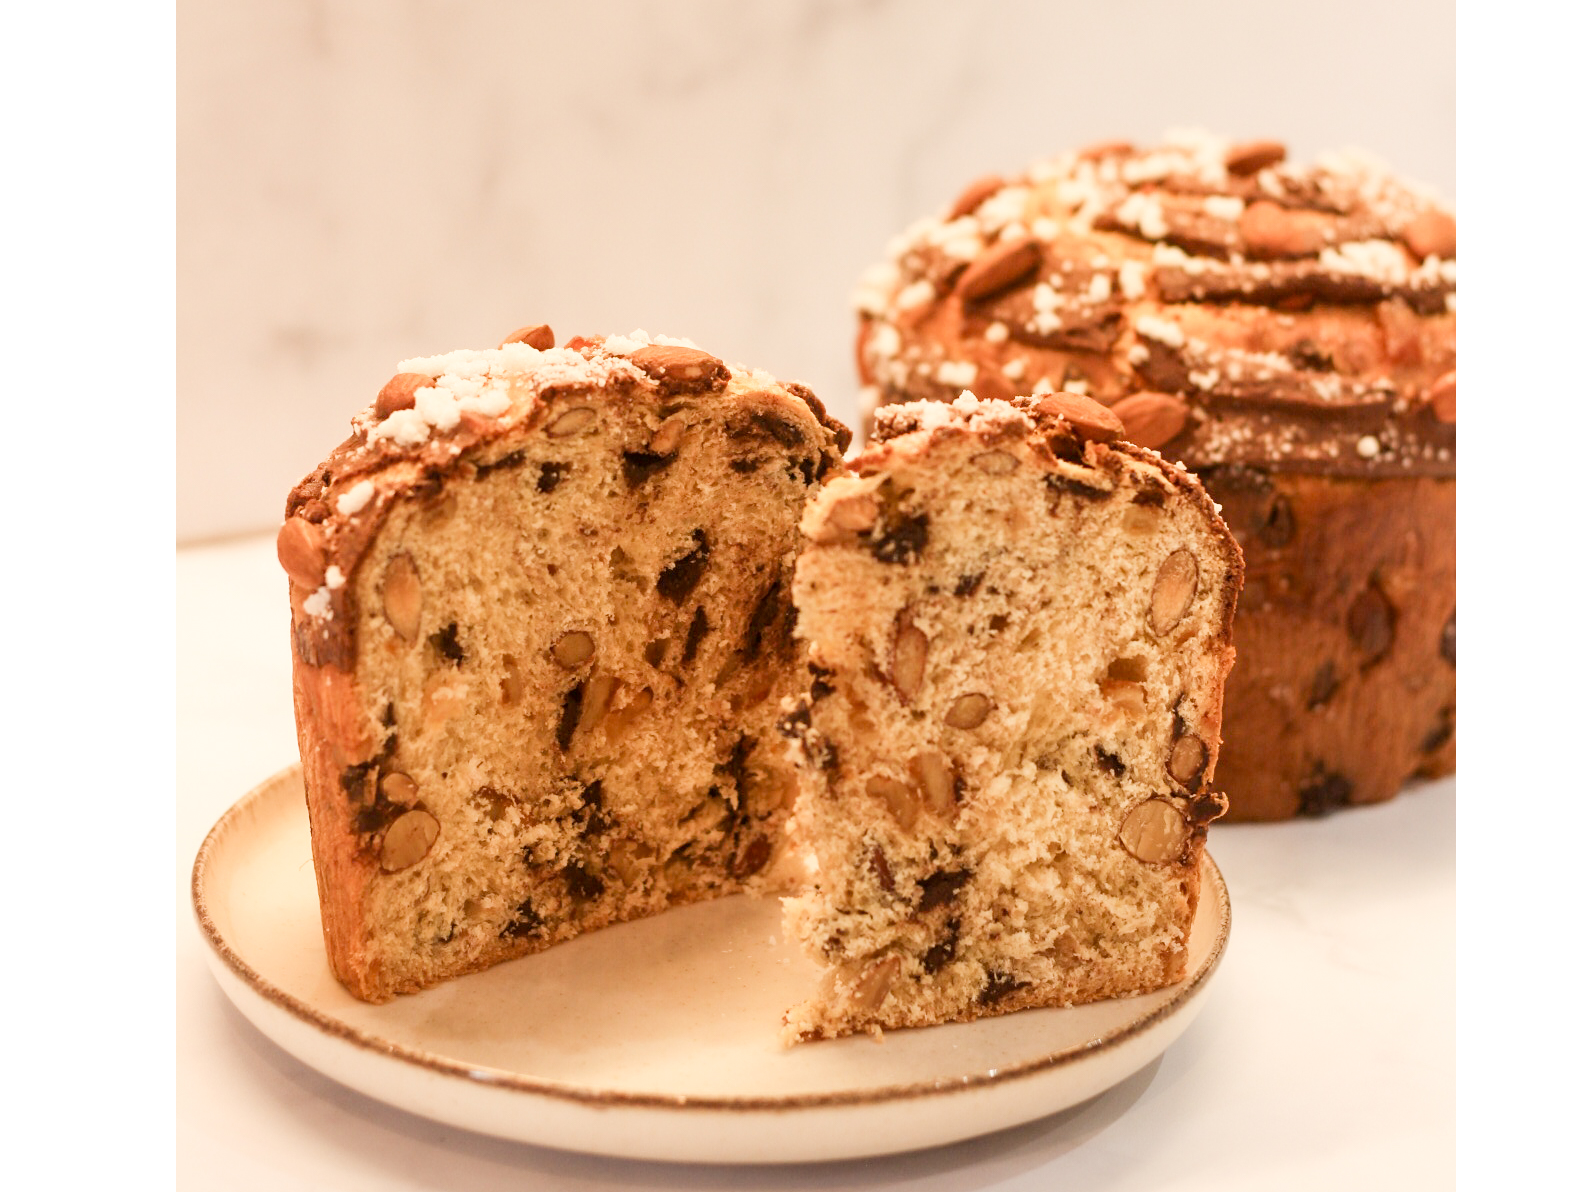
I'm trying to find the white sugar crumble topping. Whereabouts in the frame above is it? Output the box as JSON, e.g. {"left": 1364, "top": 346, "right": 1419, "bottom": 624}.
{"left": 303, "top": 586, "right": 333, "bottom": 619}
{"left": 984, "top": 322, "right": 1010, "bottom": 344}
{"left": 936, "top": 360, "right": 978, "bottom": 388}
{"left": 324, "top": 565, "right": 345, "bottom": 590}
{"left": 1118, "top": 260, "right": 1147, "bottom": 300}
{"left": 1134, "top": 315, "right": 1186, "bottom": 349}
{"left": 335, "top": 479, "right": 374, "bottom": 516}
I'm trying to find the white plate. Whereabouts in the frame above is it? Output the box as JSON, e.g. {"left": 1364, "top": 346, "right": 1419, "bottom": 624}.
{"left": 192, "top": 765, "right": 1231, "bottom": 1164}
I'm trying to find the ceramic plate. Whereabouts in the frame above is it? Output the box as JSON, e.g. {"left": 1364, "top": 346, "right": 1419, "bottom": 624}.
{"left": 192, "top": 765, "right": 1230, "bottom": 1164}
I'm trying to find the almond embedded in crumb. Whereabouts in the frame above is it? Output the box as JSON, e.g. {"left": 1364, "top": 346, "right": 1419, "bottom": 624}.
{"left": 890, "top": 617, "right": 929, "bottom": 703}
{"left": 1118, "top": 799, "right": 1189, "bottom": 865}
{"left": 379, "top": 772, "right": 419, "bottom": 806}
{"left": 421, "top": 672, "right": 469, "bottom": 729}
{"left": 546, "top": 406, "right": 597, "bottom": 438}
{"left": 1168, "top": 733, "right": 1209, "bottom": 789}
{"left": 828, "top": 493, "right": 880, "bottom": 533}
{"left": 866, "top": 775, "right": 921, "bottom": 830}
{"left": 552, "top": 630, "right": 595, "bottom": 669}
{"left": 944, "top": 693, "right": 992, "bottom": 730}
{"left": 851, "top": 955, "right": 901, "bottom": 1014}
{"left": 912, "top": 751, "right": 958, "bottom": 818}
{"left": 604, "top": 686, "right": 653, "bottom": 741}
{"left": 648, "top": 416, "right": 688, "bottom": 456}
{"left": 277, "top": 518, "right": 326, "bottom": 589}
{"left": 1100, "top": 678, "right": 1147, "bottom": 718}
{"left": 972, "top": 450, "right": 1020, "bottom": 475}
{"left": 1148, "top": 549, "right": 1199, "bottom": 635}
{"left": 382, "top": 553, "right": 422, "bottom": 642}
{"left": 578, "top": 674, "right": 620, "bottom": 732}
{"left": 380, "top": 809, "right": 440, "bottom": 872}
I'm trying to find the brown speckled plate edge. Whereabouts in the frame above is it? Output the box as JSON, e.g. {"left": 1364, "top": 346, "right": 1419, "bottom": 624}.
{"left": 192, "top": 764, "right": 1230, "bottom": 1116}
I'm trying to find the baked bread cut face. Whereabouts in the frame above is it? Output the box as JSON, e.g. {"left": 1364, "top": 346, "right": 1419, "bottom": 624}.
{"left": 281, "top": 329, "right": 849, "bottom": 1002}
{"left": 778, "top": 391, "right": 1241, "bottom": 1041}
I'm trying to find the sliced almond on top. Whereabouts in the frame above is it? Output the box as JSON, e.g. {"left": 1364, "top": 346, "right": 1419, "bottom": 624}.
{"left": 501, "top": 323, "right": 555, "bottom": 350}
{"left": 1112, "top": 392, "right": 1189, "bottom": 449}
{"left": 1402, "top": 210, "right": 1457, "bottom": 260}
{"left": 376, "top": 373, "right": 431, "bottom": 418}
{"left": 629, "top": 344, "right": 727, "bottom": 391}
{"left": 1032, "top": 393, "right": 1124, "bottom": 443}
{"left": 955, "top": 235, "right": 1043, "bottom": 303}
{"left": 1224, "top": 140, "right": 1286, "bottom": 176}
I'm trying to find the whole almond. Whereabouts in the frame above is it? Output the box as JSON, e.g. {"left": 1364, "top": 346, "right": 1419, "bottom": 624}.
{"left": 501, "top": 323, "right": 555, "bottom": 350}
{"left": 866, "top": 775, "right": 921, "bottom": 831}
{"left": 379, "top": 772, "right": 419, "bottom": 806}
{"left": 956, "top": 235, "right": 1043, "bottom": 303}
{"left": 552, "top": 630, "right": 595, "bottom": 669}
{"left": 1402, "top": 210, "right": 1457, "bottom": 260}
{"left": 1224, "top": 140, "right": 1286, "bottom": 176}
{"left": 851, "top": 954, "right": 901, "bottom": 1014}
{"left": 1148, "top": 549, "right": 1199, "bottom": 635}
{"left": 1239, "top": 200, "right": 1327, "bottom": 258}
{"left": 1428, "top": 371, "right": 1456, "bottom": 423}
{"left": 1112, "top": 392, "right": 1189, "bottom": 449}
{"left": 648, "top": 416, "right": 688, "bottom": 456}
{"left": 972, "top": 450, "right": 1020, "bottom": 475}
{"left": 629, "top": 344, "right": 727, "bottom": 390}
{"left": 380, "top": 808, "right": 440, "bottom": 872}
{"left": 277, "top": 517, "right": 326, "bottom": 589}
{"left": 912, "top": 751, "right": 958, "bottom": 818}
{"left": 376, "top": 373, "right": 431, "bottom": 418}
{"left": 381, "top": 553, "right": 422, "bottom": 642}
{"left": 944, "top": 693, "right": 992, "bottom": 730}
{"left": 948, "top": 174, "right": 1005, "bottom": 220}
{"left": 1167, "top": 733, "right": 1209, "bottom": 789}
{"left": 545, "top": 406, "right": 597, "bottom": 438}
{"left": 1118, "top": 799, "right": 1189, "bottom": 865}
{"left": 1033, "top": 393, "right": 1124, "bottom": 443}
{"left": 891, "top": 615, "right": 929, "bottom": 703}
{"left": 828, "top": 493, "right": 880, "bottom": 533}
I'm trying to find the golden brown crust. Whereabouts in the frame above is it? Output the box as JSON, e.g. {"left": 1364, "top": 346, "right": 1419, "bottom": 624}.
{"left": 1200, "top": 470, "right": 1454, "bottom": 819}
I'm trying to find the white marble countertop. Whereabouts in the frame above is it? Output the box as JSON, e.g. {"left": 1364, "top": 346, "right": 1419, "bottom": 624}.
{"left": 177, "top": 534, "right": 1454, "bottom": 1190}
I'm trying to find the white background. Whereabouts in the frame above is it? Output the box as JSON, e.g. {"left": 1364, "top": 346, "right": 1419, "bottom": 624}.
{"left": 177, "top": 0, "right": 1455, "bottom": 542}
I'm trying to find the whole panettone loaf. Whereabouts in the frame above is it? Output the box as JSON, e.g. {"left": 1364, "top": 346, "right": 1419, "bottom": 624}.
{"left": 852, "top": 132, "right": 1455, "bottom": 819}
{"left": 280, "top": 328, "right": 849, "bottom": 1001}
{"left": 778, "top": 391, "right": 1241, "bottom": 1041}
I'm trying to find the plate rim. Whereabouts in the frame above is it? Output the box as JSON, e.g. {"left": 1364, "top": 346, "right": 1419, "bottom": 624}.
{"left": 192, "top": 763, "right": 1231, "bottom": 1114}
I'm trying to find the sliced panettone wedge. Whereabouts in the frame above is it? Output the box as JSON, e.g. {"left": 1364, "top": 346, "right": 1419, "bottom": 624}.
{"left": 778, "top": 391, "right": 1242, "bottom": 1041}
{"left": 282, "top": 329, "right": 849, "bottom": 1002}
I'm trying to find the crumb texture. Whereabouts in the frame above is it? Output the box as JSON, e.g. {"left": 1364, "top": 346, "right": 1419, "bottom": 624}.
{"left": 778, "top": 393, "right": 1239, "bottom": 1041}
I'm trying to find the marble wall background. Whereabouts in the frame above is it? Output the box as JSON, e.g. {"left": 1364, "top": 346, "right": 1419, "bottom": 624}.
{"left": 177, "top": 0, "right": 1454, "bottom": 542}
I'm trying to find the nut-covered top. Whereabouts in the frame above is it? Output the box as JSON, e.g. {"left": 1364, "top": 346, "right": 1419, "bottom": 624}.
{"left": 854, "top": 132, "right": 1455, "bottom": 478}
{"left": 279, "top": 328, "right": 850, "bottom": 667}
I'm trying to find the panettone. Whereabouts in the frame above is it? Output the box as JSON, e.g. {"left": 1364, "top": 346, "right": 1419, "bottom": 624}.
{"left": 279, "top": 328, "right": 848, "bottom": 1001}
{"left": 852, "top": 132, "right": 1455, "bottom": 819}
{"left": 778, "top": 391, "right": 1240, "bottom": 1040}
